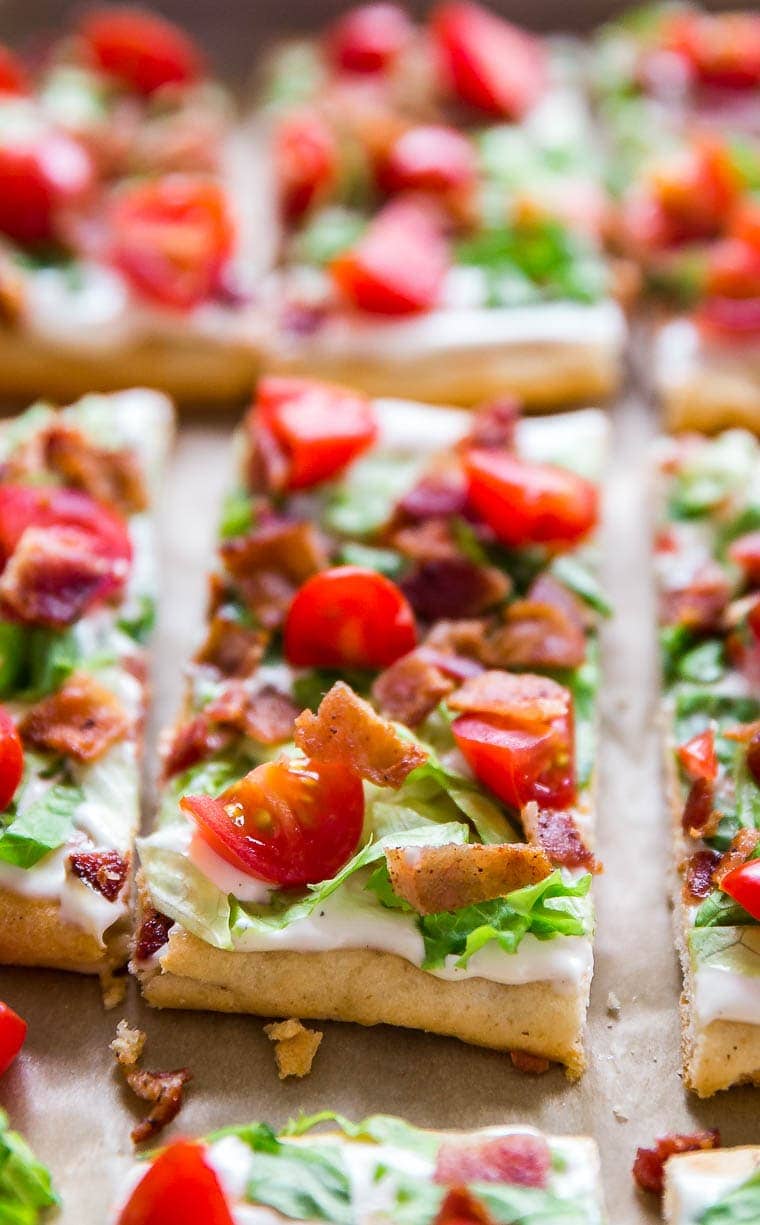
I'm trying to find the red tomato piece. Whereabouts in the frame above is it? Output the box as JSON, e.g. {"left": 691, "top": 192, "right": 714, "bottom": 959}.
{"left": 463, "top": 450, "right": 598, "bottom": 550}
{"left": 331, "top": 198, "right": 449, "bottom": 315}
{"left": 80, "top": 8, "right": 202, "bottom": 96}
{"left": 729, "top": 531, "right": 760, "bottom": 584}
{"left": 328, "top": 4, "right": 414, "bottom": 73}
{"left": 0, "top": 45, "right": 29, "bottom": 95}
{"left": 284, "top": 566, "right": 417, "bottom": 670}
{"left": 117, "top": 1139, "right": 233, "bottom": 1225}
{"left": 109, "top": 176, "right": 233, "bottom": 310}
{"left": 698, "top": 294, "right": 760, "bottom": 340}
{"left": 0, "top": 127, "right": 94, "bottom": 246}
{"left": 182, "top": 756, "right": 364, "bottom": 887}
{"left": 663, "top": 12, "right": 760, "bottom": 90}
{"left": 431, "top": 2, "right": 547, "bottom": 119}
{"left": 274, "top": 111, "right": 338, "bottom": 224}
{"left": 380, "top": 124, "right": 477, "bottom": 196}
{"left": 720, "top": 858, "right": 760, "bottom": 922}
{"left": 0, "top": 1001, "right": 26, "bottom": 1075}
{"left": 0, "top": 709, "right": 23, "bottom": 812}
{"left": 255, "top": 376, "right": 377, "bottom": 489}
{"left": 649, "top": 138, "right": 739, "bottom": 247}
{"left": 677, "top": 728, "right": 718, "bottom": 783}
{"left": 0, "top": 485, "right": 131, "bottom": 573}
{"left": 453, "top": 710, "right": 575, "bottom": 810}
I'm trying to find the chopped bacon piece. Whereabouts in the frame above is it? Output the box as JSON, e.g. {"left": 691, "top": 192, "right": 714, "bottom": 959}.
{"left": 462, "top": 398, "right": 520, "bottom": 451}
{"left": 682, "top": 849, "right": 722, "bottom": 902}
{"left": 435, "top": 1132, "right": 551, "bottom": 1188}
{"left": 426, "top": 618, "right": 490, "bottom": 662}
{"left": 20, "top": 674, "right": 129, "bottom": 763}
{"left": 384, "top": 841, "right": 551, "bottom": 914}
{"left": 448, "top": 671, "right": 569, "bottom": 724}
{"left": 522, "top": 803, "right": 596, "bottom": 871}
{"left": 483, "top": 599, "right": 586, "bottom": 670}
{"left": 632, "top": 1130, "right": 720, "bottom": 1196}
{"left": 219, "top": 521, "right": 328, "bottom": 630}
{"left": 713, "top": 829, "right": 760, "bottom": 888}
{"left": 659, "top": 561, "right": 732, "bottom": 632}
{"left": 125, "top": 1066, "right": 191, "bottom": 1145}
{"left": 417, "top": 645, "right": 483, "bottom": 681}
{"left": 681, "top": 777, "right": 719, "bottom": 838}
{"left": 434, "top": 1188, "right": 493, "bottom": 1225}
{"left": 0, "top": 526, "right": 122, "bottom": 627}
{"left": 402, "top": 559, "right": 509, "bottom": 621}
{"left": 205, "top": 681, "right": 299, "bottom": 745}
{"left": 294, "top": 681, "right": 427, "bottom": 788}
{"left": 398, "top": 472, "right": 466, "bottom": 520}
{"left": 372, "top": 651, "right": 454, "bottom": 727}
{"left": 390, "top": 517, "right": 460, "bottom": 562}
{"left": 193, "top": 612, "right": 266, "bottom": 678}
{"left": 69, "top": 849, "right": 130, "bottom": 902}
{"left": 134, "top": 904, "right": 174, "bottom": 962}
{"left": 13, "top": 423, "right": 148, "bottom": 515}
{"left": 509, "top": 1050, "right": 551, "bottom": 1075}
{"left": 162, "top": 714, "right": 232, "bottom": 780}
{"left": 526, "top": 573, "right": 589, "bottom": 630}
{"left": 246, "top": 413, "right": 290, "bottom": 493}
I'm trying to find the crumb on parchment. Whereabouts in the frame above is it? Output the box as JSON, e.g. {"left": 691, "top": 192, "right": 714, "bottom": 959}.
{"left": 607, "top": 991, "right": 621, "bottom": 1017}
{"left": 264, "top": 1018, "right": 323, "bottom": 1079}
{"left": 111, "top": 1019, "right": 191, "bottom": 1145}
{"left": 100, "top": 969, "right": 128, "bottom": 1011}
{"left": 110, "top": 1019, "right": 146, "bottom": 1067}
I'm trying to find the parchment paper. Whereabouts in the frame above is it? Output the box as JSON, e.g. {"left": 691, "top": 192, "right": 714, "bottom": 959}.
{"left": 1, "top": 392, "right": 759, "bottom": 1225}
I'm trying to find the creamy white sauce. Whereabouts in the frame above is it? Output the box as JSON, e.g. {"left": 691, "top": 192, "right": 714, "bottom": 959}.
{"left": 668, "top": 1157, "right": 760, "bottom": 1225}
{"left": 189, "top": 833, "right": 273, "bottom": 905}
{"left": 0, "top": 844, "right": 120, "bottom": 941}
{"left": 655, "top": 318, "right": 760, "bottom": 393}
{"left": 694, "top": 964, "right": 760, "bottom": 1027}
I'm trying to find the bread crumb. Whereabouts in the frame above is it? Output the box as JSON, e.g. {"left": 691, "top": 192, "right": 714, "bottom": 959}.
{"left": 100, "top": 970, "right": 127, "bottom": 1010}
{"left": 612, "top": 1106, "right": 629, "bottom": 1122}
{"left": 110, "top": 1020, "right": 146, "bottom": 1067}
{"left": 606, "top": 991, "right": 621, "bottom": 1017}
{"left": 264, "top": 1018, "right": 323, "bottom": 1079}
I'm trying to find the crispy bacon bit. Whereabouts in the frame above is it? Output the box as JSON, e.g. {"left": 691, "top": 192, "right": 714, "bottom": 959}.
{"left": 433, "top": 1188, "right": 493, "bottom": 1225}
{"left": 398, "top": 473, "right": 467, "bottom": 521}
{"left": 426, "top": 618, "right": 490, "bottom": 662}
{"left": 448, "top": 670, "right": 568, "bottom": 723}
{"left": 134, "top": 904, "right": 174, "bottom": 962}
{"left": 435, "top": 1132, "right": 551, "bottom": 1188}
{"left": 162, "top": 714, "right": 232, "bottom": 780}
{"left": 522, "top": 803, "right": 597, "bottom": 871}
{"left": 401, "top": 559, "right": 509, "bottom": 621}
{"left": 125, "top": 1066, "right": 192, "bottom": 1145}
{"left": 205, "top": 681, "right": 299, "bottom": 745}
{"left": 713, "top": 829, "right": 760, "bottom": 888}
{"left": 263, "top": 1018, "right": 323, "bottom": 1079}
{"left": 682, "top": 849, "right": 722, "bottom": 902}
{"left": 390, "top": 517, "right": 460, "bottom": 562}
{"left": 417, "top": 645, "right": 483, "bottom": 681}
{"left": 0, "top": 526, "right": 122, "bottom": 627}
{"left": 681, "top": 777, "right": 719, "bottom": 838}
{"left": 5, "top": 423, "right": 148, "bottom": 515}
{"left": 372, "top": 651, "right": 454, "bottom": 727}
{"left": 246, "top": 414, "right": 289, "bottom": 494}
{"left": 528, "top": 574, "right": 589, "bottom": 630}
{"left": 660, "top": 562, "right": 731, "bottom": 632}
{"left": 462, "top": 397, "right": 520, "bottom": 451}
{"left": 69, "top": 850, "right": 130, "bottom": 902}
{"left": 193, "top": 612, "right": 266, "bottom": 678}
{"left": 21, "top": 673, "right": 129, "bottom": 763}
{"left": 294, "top": 681, "right": 427, "bottom": 788}
{"left": 484, "top": 599, "right": 586, "bottom": 670}
{"left": 219, "top": 521, "right": 328, "bottom": 629}
{"left": 632, "top": 1131, "right": 720, "bottom": 1196}
{"left": 384, "top": 842, "right": 552, "bottom": 915}
{"left": 509, "top": 1050, "right": 551, "bottom": 1075}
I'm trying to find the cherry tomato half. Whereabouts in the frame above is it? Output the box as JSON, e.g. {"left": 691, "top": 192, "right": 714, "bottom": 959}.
{"left": 720, "top": 858, "right": 760, "bottom": 922}
{"left": 182, "top": 756, "right": 365, "bottom": 887}
{"left": 380, "top": 124, "right": 477, "bottom": 196}
{"left": 0, "top": 485, "right": 131, "bottom": 573}
{"left": 0, "top": 1001, "right": 26, "bottom": 1075}
{"left": 0, "top": 45, "right": 29, "bottom": 95}
{"left": 109, "top": 175, "right": 234, "bottom": 310}
{"left": 254, "top": 376, "right": 377, "bottom": 490}
{"left": 729, "top": 531, "right": 760, "bottom": 585}
{"left": 463, "top": 450, "right": 598, "bottom": 550}
{"left": 284, "top": 566, "right": 417, "bottom": 670}
{"left": 677, "top": 728, "right": 718, "bottom": 783}
{"left": 431, "top": 2, "right": 547, "bottom": 119}
{"left": 80, "top": 8, "right": 202, "bottom": 97}
{"left": 663, "top": 11, "right": 760, "bottom": 90}
{"left": 0, "top": 709, "right": 23, "bottom": 812}
{"left": 331, "top": 198, "right": 449, "bottom": 315}
{"left": 274, "top": 111, "right": 338, "bottom": 224}
{"left": 328, "top": 4, "right": 414, "bottom": 74}
{"left": 0, "top": 125, "right": 95, "bottom": 246}
{"left": 453, "top": 711, "right": 575, "bottom": 810}
{"left": 118, "top": 1139, "right": 233, "bottom": 1225}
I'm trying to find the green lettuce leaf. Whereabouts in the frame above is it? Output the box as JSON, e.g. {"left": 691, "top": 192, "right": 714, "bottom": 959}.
{"left": 690, "top": 928, "right": 760, "bottom": 973}
{"left": 0, "top": 623, "right": 81, "bottom": 700}
{"left": 676, "top": 641, "right": 725, "bottom": 685}
{"left": 0, "top": 779, "right": 84, "bottom": 869}
{"left": 218, "top": 488, "right": 255, "bottom": 540}
{"left": 700, "top": 1169, "right": 760, "bottom": 1224}
{"left": 324, "top": 453, "right": 426, "bottom": 538}
{"left": 455, "top": 218, "right": 607, "bottom": 306}
{"left": 549, "top": 554, "right": 611, "bottom": 617}
{"left": 137, "top": 840, "right": 234, "bottom": 950}
{"left": 0, "top": 1110, "right": 59, "bottom": 1225}
{"left": 117, "top": 594, "right": 155, "bottom": 644}
{"left": 668, "top": 431, "right": 759, "bottom": 520}
{"left": 282, "top": 1113, "right": 440, "bottom": 1157}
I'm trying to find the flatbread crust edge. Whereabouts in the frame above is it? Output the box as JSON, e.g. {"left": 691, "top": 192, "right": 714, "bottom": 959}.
{"left": 138, "top": 928, "right": 591, "bottom": 1077}
{"left": 0, "top": 884, "right": 129, "bottom": 973}
{"left": 664, "top": 1146, "right": 760, "bottom": 1223}
{"left": 663, "top": 368, "right": 760, "bottom": 435}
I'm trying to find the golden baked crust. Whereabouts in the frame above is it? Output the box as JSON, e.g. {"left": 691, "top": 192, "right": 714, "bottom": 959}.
{"left": 139, "top": 927, "right": 590, "bottom": 1077}
{"left": 0, "top": 884, "right": 129, "bottom": 974}
{"left": 664, "top": 367, "right": 760, "bottom": 434}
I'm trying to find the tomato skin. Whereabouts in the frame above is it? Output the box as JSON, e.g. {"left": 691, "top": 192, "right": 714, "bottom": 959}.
{"left": 677, "top": 729, "right": 718, "bottom": 783}
{"left": 331, "top": 198, "right": 449, "bottom": 315}
{"left": 380, "top": 124, "right": 477, "bottom": 196}
{"left": 0, "top": 128, "right": 95, "bottom": 246}
{"left": 328, "top": 4, "right": 414, "bottom": 74}
{"left": 0, "top": 709, "right": 23, "bottom": 812}
{"left": 182, "top": 756, "right": 365, "bottom": 888}
{"left": 117, "top": 1139, "right": 234, "bottom": 1225}
{"left": 431, "top": 2, "right": 547, "bottom": 119}
{"left": 255, "top": 376, "right": 377, "bottom": 490}
{"left": 0, "top": 485, "right": 131, "bottom": 573}
{"left": 109, "top": 176, "right": 233, "bottom": 309}
{"left": 274, "top": 111, "right": 338, "bottom": 224}
{"left": 729, "top": 531, "right": 760, "bottom": 584}
{"left": 453, "top": 710, "right": 575, "bottom": 810}
{"left": 81, "top": 8, "right": 202, "bottom": 96}
{"left": 463, "top": 450, "right": 598, "bottom": 550}
{"left": 0, "top": 1001, "right": 26, "bottom": 1075}
{"left": 720, "top": 858, "right": 760, "bottom": 922}
{"left": 0, "top": 46, "right": 29, "bottom": 95}
{"left": 284, "top": 566, "right": 417, "bottom": 670}
{"left": 663, "top": 12, "right": 760, "bottom": 90}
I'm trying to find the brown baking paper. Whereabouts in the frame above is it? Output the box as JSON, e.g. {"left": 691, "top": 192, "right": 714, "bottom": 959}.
{"left": 1, "top": 397, "right": 759, "bottom": 1225}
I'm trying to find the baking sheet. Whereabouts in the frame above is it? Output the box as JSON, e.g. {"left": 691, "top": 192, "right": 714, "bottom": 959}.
{"left": 1, "top": 391, "right": 759, "bottom": 1225}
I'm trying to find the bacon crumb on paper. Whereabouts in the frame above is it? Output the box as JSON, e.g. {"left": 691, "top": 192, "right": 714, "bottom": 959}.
{"left": 264, "top": 1018, "right": 323, "bottom": 1079}
{"left": 509, "top": 1050, "right": 551, "bottom": 1076}
{"left": 110, "top": 1019, "right": 191, "bottom": 1145}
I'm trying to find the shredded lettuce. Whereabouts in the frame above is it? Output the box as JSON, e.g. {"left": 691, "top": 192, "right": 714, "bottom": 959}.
{"left": 456, "top": 218, "right": 607, "bottom": 306}
{"left": 0, "top": 1110, "right": 59, "bottom": 1224}
{"left": 700, "top": 1169, "right": 760, "bottom": 1224}
{"left": 668, "top": 432, "right": 759, "bottom": 520}
{"left": 0, "top": 623, "right": 81, "bottom": 700}
{"left": 550, "top": 554, "right": 611, "bottom": 617}
{"left": 0, "top": 777, "right": 83, "bottom": 869}
{"left": 116, "top": 594, "right": 155, "bottom": 644}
